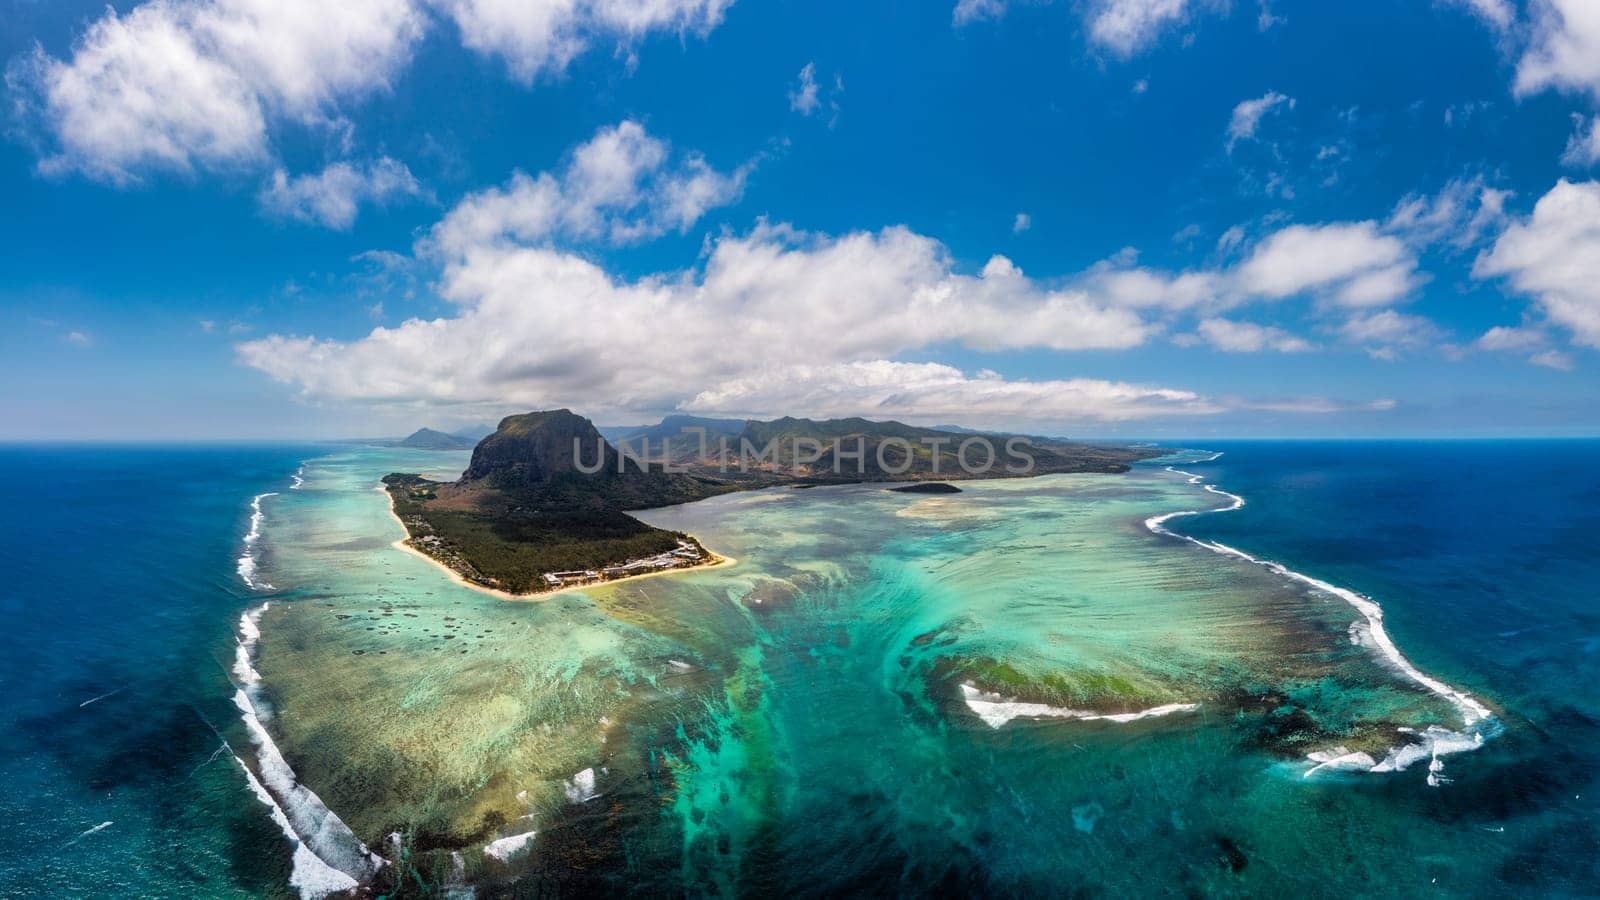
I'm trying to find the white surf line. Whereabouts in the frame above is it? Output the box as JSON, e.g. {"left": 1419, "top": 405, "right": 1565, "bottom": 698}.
{"left": 63, "top": 821, "right": 113, "bottom": 848}
{"left": 238, "top": 492, "right": 278, "bottom": 591}
{"left": 290, "top": 465, "right": 305, "bottom": 490}
{"left": 960, "top": 683, "right": 1199, "bottom": 729}
{"left": 230, "top": 601, "right": 385, "bottom": 898}
{"left": 1144, "top": 459, "right": 1495, "bottom": 784}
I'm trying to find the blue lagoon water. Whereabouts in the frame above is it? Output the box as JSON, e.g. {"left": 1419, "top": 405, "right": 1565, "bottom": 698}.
{"left": 0, "top": 440, "right": 1596, "bottom": 896}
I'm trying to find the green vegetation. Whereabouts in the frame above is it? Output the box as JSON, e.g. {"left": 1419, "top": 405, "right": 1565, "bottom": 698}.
{"left": 385, "top": 474, "right": 704, "bottom": 593}
{"left": 384, "top": 409, "right": 1159, "bottom": 596}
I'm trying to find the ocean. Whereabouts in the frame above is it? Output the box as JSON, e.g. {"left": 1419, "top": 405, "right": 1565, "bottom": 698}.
{"left": 0, "top": 440, "right": 1595, "bottom": 896}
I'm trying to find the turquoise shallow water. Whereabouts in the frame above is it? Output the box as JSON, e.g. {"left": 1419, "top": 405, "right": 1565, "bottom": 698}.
{"left": 1, "top": 441, "right": 1596, "bottom": 896}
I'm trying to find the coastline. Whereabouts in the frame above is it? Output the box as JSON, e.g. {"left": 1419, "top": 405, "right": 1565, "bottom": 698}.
{"left": 1145, "top": 459, "right": 1498, "bottom": 784}
{"left": 380, "top": 484, "right": 736, "bottom": 601}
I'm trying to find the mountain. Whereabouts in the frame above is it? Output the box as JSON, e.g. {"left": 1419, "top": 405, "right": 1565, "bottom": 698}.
{"left": 452, "top": 423, "right": 496, "bottom": 441}
{"left": 396, "top": 427, "right": 477, "bottom": 450}
{"left": 384, "top": 409, "right": 1156, "bottom": 595}
{"left": 459, "top": 410, "right": 728, "bottom": 509}
{"left": 585, "top": 413, "right": 1155, "bottom": 479}
{"left": 605, "top": 414, "right": 749, "bottom": 464}
{"left": 385, "top": 410, "right": 730, "bottom": 592}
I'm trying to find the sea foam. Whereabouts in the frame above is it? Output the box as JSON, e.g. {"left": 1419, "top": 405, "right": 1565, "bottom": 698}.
{"left": 960, "top": 682, "right": 1199, "bottom": 729}
{"left": 1145, "top": 459, "right": 1497, "bottom": 785}
{"left": 238, "top": 492, "right": 277, "bottom": 591}
{"left": 231, "top": 599, "right": 383, "bottom": 897}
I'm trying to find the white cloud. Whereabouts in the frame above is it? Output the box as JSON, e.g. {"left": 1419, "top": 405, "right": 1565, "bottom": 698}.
{"left": 1386, "top": 176, "right": 1510, "bottom": 249}
{"left": 1474, "top": 325, "right": 1546, "bottom": 353}
{"left": 1443, "top": 0, "right": 1514, "bottom": 30}
{"left": 1475, "top": 178, "right": 1600, "bottom": 347}
{"left": 1088, "top": 0, "right": 1192, "bottom": 58}
{"left": 239, "top": 216, "right": 1160, "bottom": 422}
{"left": 436, "top": 0, "right": 732, "bottom": 84}
{"left": 788, "top": 62, "right": 819, "bottom": 114}
{"left": 1256, "top": 0, "right": 1285, "bottom": 31}
{"left": 1472, "top": 326, "right": 1576, "bottom": 369}
{"left": 1196, "top": 317, "right": 1314, "bottom": 353}
{"left": 1515, "top": 0, "right": 1600, "bottom": 100}
{"left": 683, "top": 361, "right": 1220, "bottom": 424}
{"left": 1012, "top": 212, "right": 1032, "bottom": 234}
{"left": 1563, "top": 115, "right": 1600, "bottom": 168}
{"left": 1530, "top": 349, "right": 1575, "bottom": 370}
{"left": 12, "top": 0, "right": 425, "bottom": 183}
{"left": 65, "top": 330, "right": 93, "bottom": 346}
{"left": 1083, "top": 266, "right": 1221, "bottom": 311}
{"left": 259, "top": 157, "right": 421, "bottom": 229}
{"left": 12, "top": 0, "right": 731, "bottom": 183}
{"left": 1339, "top": 310, "right": 1438, "bottom": 352}
{"left": 425, "top": 120, "right": 753, "bottom": 252}
{"left": 1226, "top": 90, "right": 1293, "bottom": 151}
{"left": 196, "top": 0, "right": 425, "bottom": 115}
{"left": 952, "top": 0, "right": 1007, "bottom": 26}
{"left": 1233, "top": 222, "right": 1417, "bottom": 307}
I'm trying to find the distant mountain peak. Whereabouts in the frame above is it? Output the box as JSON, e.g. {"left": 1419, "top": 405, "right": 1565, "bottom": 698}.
{"left": 397, "top": 427, "right": 477, "bottom": 450}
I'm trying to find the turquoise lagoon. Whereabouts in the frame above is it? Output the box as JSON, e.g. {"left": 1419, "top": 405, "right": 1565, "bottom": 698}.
{"left": 227, "top": 445, "right": 1522, "bottom": 897}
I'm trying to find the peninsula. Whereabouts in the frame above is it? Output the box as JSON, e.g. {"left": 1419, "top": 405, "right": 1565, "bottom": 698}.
{"left": 385, "top": 409, "right": 1156, "bottom": 596}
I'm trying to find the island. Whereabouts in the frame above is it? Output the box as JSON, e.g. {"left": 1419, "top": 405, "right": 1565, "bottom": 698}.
{"left": 889, "top": 482, "right": 962, "bottom": 494}
{"left": 385, "top": 409, "right": 1157, "bottom": 596}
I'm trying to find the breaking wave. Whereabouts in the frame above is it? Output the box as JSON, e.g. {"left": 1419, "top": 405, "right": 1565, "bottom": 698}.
{"left": 1145, "top": 457, "right": 1496, "bottom": 786}
{"left": 237, "top": 492, "right": 277, "bottom": 591}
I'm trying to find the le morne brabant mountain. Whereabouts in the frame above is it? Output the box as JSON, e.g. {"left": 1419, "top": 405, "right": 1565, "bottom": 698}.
{"left": 384, "top": 409, "right": 1157, "bottom": 595}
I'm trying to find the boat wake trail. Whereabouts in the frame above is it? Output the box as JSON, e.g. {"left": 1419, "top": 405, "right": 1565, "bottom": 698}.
{"left": 1145, "top": 457, "right": 1497, "bottom": 786}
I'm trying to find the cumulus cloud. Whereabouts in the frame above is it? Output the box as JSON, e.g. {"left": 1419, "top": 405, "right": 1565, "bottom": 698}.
{"left": 1514, "top": 0, "right": 1600, "bottom": 101}
{"left": 1233, "top": 222, "right": 1418, "bottom": 307}
{"left": 1196, "top": 317, "right": 1315, "bottom": 353}
{"left": 1226, "top": 91, "right": 1293, "bottom": 151}
{"left": 434, "top": 0, "right": 732, "bottom": 84}
{"left": 1475, "top": 178, "right": 1600, "bottom": 347}
{"left": 11, "top": 0, "right": 425, "bottom": 183}
{"left": 425, "top": 120, "right": 754, "bottom": 252}
{"left": 238, "top": 212, "right": 1167, "bottom": 423}
{"left": 1088, "top": 0, "right": 1193, "bottom": 57}
{"left": 1012, "top": 213, "right": 1032, "bottom": 234}
{"left": 259, "top": 157, "right": 421, "bottom": 229}
{"left": 10, "top": 0, "right": 733, "bottom": 183}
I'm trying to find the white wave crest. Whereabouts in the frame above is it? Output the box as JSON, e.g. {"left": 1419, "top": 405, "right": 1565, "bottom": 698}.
{"left": 1145, "top": 462, "right": 1496, "bottom": 785}
{"left": 960, "top": 682, "right": 1198, "bottom": 729}
{"left": 238, "top": 492, "right": 278, "bottom": 591}
{"left": 231, "top": 603, "right": 383, "bottom": 897}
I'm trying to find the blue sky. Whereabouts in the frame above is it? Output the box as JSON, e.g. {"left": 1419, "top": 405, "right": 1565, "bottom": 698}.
{"left": 3, "top": 0, "right": 1599, "bottom": 439}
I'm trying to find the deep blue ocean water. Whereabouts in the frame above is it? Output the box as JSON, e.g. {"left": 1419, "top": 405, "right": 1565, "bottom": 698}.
{"left": 0, "top": 440, "right": 1596, "bottom": 895}
{"left": 1171, "top": 440, "right": 1600, "bottom": 892}
{"left": 0, "top": 444, "right": 322, "bottom": 898}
